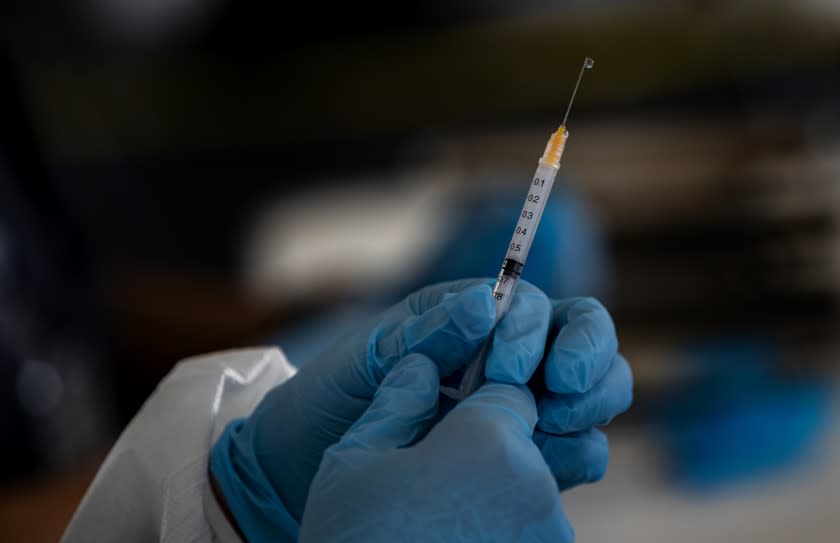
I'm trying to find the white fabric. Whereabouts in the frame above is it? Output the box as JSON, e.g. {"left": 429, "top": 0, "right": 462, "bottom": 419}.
{"left": 61, "top": 347, "right": 297, "bottom": 543}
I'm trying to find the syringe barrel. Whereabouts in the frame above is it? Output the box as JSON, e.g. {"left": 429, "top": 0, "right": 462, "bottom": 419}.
{"left": 489, "top": 161, "right": 560, "bottom": 317}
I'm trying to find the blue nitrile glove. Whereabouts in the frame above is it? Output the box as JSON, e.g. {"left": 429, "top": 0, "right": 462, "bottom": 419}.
{"left": 300, "top": 354, "right": 576, "bottom": 543}
{"left": 211, "top": 279, "right": 632, "bottom": 541}
{"left": 486, "top": 295, "right": 633, "bottom": 490}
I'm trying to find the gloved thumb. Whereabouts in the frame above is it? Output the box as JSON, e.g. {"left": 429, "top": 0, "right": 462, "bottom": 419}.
{"left": 331, "top": 353, "right": 440, "bottom": 455}
{"left": 443, "top": 382, "right": 539, "bottom": 439}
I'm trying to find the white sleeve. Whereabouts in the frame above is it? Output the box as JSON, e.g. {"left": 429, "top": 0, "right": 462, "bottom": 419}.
{"left": 61, "top": 347, "right": 297, "bottom": 543}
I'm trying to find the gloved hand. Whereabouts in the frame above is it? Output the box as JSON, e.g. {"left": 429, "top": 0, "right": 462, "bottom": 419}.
{"left": 211, "top": 279, "right": 632, "bottom": 541}
{"left": 525, "top": 297, "right": 632, "bottom": 491}
{"left": 300, "top": 354, "right": 576, "bottom": 542}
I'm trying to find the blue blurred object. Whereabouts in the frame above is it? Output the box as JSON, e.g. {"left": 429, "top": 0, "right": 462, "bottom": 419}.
{"left": 417, "top": 175, "right": 609, "bottom": 301}
{"left": 657, "top": 338, "right": 831, "bottom": 489}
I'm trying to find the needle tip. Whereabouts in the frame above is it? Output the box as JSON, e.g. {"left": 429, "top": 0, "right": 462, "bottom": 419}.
{"left": 560, "top": 57, "right": 594, "bottom": 127}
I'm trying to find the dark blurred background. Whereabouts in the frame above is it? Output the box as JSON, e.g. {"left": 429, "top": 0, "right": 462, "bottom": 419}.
{"left": 2, "top": 1, "right": 840, "bottom": 541}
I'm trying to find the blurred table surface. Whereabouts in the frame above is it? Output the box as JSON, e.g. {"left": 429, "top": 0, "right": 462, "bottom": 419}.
{"left": 0, "top": 450, "right": 105, "bottom": 543}
{"left": 565, "top": 399, "right": 840, "bottom": 542}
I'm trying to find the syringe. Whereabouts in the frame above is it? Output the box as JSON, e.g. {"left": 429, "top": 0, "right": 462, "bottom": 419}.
{"left": 441, "top": 57, "right": 594, "bottom": 401}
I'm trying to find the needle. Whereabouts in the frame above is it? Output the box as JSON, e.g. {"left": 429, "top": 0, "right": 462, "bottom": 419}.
{"left": 561, "top": 57, "right": 594, "bottom": 128}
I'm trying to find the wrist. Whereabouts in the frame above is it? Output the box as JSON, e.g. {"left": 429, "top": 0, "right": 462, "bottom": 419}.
{"left": 209, "top": 467, "right": 248, "bottom": 541}
{"left": 210, "top": 418, "right": 300, "bottom": 543}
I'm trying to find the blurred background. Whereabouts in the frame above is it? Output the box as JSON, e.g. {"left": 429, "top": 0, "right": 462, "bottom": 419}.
{"left": 2, "top": 1, "right": 840, "bottom": 541}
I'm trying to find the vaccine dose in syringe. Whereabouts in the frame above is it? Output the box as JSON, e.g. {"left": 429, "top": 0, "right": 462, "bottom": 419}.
{"left": 492, "top": 125, "right": 569, "bottom": 318}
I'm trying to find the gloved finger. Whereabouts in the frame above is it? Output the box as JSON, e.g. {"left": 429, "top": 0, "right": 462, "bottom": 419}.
{"left": 332, "top": 353, "right": 440, "bottom": 455}
{"left": 485, "top": 280, "right": 552, "bottom": 384}
{"left": 402, "top": 278, "right": 493, "bottom": 315}
{"left": 533, "top": 428, "right": 609, "bottom": 491}
{"left": 443, "top": 382, "right": 539, "bottom": 438}
{"left": 370, "top": 281, "right": 496, "bottom": 381}
{"left": 545, "top": 297, "right": 618, "bottom": 394}
{"left": 538, "top": 354, "right": 633, "bottom": 434}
